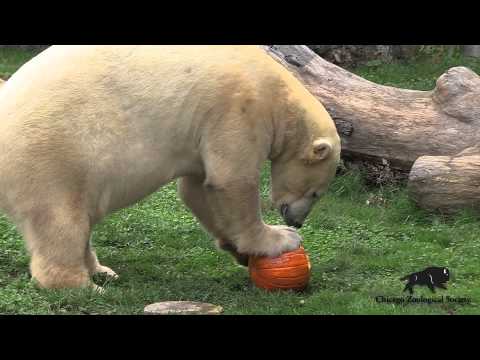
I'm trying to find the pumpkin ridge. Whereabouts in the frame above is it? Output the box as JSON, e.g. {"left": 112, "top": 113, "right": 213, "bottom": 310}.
{"left": 252, "top": 272, "right": 310, "bottom": 286}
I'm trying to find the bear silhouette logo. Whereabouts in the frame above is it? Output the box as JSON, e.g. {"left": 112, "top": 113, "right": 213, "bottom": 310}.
{"left": 400, "top": 267, "right": 450, "bottom": 294}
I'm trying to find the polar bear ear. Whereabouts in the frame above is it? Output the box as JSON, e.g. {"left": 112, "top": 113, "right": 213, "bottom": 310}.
{"left": 312, "top": 138, "right": 332, "bottom": 161}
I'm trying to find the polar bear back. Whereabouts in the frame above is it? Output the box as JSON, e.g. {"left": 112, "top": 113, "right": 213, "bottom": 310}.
{"left": 0, "top": 46, "right": 288, "bottom": 139}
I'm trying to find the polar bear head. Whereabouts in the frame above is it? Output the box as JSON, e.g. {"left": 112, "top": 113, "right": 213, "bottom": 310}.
{"left": 269, "top": 95, "right": 341, "bottom": 229}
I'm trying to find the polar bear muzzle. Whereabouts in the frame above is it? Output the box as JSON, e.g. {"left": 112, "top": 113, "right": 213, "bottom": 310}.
{"left": 280, "top": 197, "right": 314, "bottom": 229}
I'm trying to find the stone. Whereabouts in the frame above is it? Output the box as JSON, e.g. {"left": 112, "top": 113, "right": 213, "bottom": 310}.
{"left": 144, "top": 301, "right": 224, "bottom": 315}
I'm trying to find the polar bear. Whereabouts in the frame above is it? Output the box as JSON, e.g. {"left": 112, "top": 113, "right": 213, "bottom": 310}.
{"left": 0, "top": 46, "right": 340, "bottom": 290}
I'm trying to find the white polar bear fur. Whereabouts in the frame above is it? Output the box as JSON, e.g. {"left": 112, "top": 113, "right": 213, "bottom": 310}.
{"left": 0, "top": 46, "right": 340, "bottom": 289}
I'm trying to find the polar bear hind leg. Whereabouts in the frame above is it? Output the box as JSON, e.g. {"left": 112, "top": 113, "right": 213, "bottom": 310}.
{"left": 21, "top": 200, "right": 98, "bottom": 290}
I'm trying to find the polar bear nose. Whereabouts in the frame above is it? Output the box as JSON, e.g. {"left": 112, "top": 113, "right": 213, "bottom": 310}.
{"left": 290, "top": 221, "right": 303, "bottom": 229}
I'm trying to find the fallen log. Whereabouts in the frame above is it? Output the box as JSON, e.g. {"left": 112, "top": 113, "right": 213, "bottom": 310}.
{"left": 262, "top": 45, "right": 480, "bottom": 173}
{"left": 263, "top": 45, "right": 480, "bottom": 213}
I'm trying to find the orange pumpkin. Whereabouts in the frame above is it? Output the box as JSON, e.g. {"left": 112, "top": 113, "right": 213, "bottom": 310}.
{"left": 249, "top": 247, "right": 311, "bottom": 291}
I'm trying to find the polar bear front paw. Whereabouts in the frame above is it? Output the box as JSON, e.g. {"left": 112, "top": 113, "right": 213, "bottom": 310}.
{"left": 241, "top": 224, "right": 302, "bottom": 258}
{"left": 268, "top": 225, "right": 302, "bottom": 256}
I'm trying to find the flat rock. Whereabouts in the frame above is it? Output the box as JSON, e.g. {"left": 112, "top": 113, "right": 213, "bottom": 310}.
{"left": 144, "top": 301, "right": 223, "bottom": 315}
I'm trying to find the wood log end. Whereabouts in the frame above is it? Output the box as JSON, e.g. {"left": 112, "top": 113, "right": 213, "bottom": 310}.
{"left": 409, "top": 154, "right": 480, "bottom": 214}
{"left": 432, "top": 66, "right": 480, "bottom": 123}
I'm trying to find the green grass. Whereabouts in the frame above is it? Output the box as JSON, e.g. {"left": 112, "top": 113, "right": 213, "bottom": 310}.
{"left": 351, "top": 50, "right": 480, "bottom": 90}
{"left": 0, "top": 47, "right": 39, "bottom": 80}
{"left": 1, "top": 47, "right": 480, "bottom": 315}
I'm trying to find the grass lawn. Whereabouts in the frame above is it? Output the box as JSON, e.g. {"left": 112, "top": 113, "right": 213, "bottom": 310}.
{"left": 1, "top": 47, "right": 480, "bottom": 315}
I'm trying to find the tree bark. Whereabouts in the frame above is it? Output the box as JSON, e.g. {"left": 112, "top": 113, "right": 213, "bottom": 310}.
{"left": 262, "top": 45, "right": 480, "bottom": 213}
